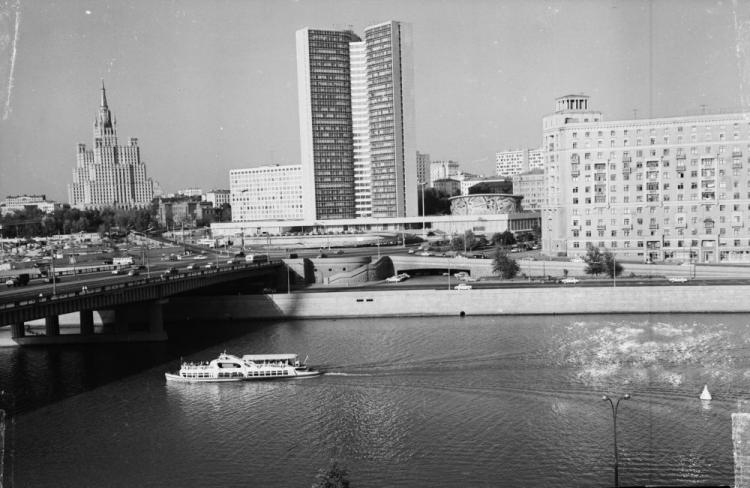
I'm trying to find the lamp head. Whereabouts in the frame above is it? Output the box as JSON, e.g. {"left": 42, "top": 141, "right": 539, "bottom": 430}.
{"left": 623, "top": 394, "right": 631, "bottom": 400}
{"left": 602, "top": 395, "right": 610, "bottom": 401}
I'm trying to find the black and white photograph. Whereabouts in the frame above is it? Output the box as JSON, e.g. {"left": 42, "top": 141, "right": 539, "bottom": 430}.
{"left": 1, "top": 0, "right": 750, "bottom": 486}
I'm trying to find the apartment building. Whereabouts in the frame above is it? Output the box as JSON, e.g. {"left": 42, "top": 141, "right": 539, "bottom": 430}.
{"left": 543, "top": 94, "right": 750, "bottom": 263}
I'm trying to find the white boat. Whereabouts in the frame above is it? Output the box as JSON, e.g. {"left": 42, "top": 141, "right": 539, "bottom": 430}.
{"left": 700, "top": 384, "right": 712, "bottom": 401}
{"left": 241, "top": 353, "right": 322, "bottom": 380}
{"left": 165, "top": 352, "right": 251, "bottom": 383}
{"left": 165, "top": 352, "right": 321, "bottom": 383}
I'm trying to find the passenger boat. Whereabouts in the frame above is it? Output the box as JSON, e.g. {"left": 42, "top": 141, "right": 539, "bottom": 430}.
{"left": 165, "top": 352, "right": 321, "bottom": 383}
{"left": 241, "top": 353, "right": 322, "bottom": 380}
{"left": 165, "top": 352, "right": 251, "bottom": 383}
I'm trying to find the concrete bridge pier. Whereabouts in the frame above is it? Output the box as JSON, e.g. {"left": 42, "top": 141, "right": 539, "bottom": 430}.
{"left": 10, "top": 323, "right": 25, "bottom": 339}
{"left": 80, "top": 310, "right": 94, "bottom": 336}
{"left": 107, "top": 299, "right": 168, "bottom": 342}
{"left": 44, "top": 315, "right": 60, "bottom": 337}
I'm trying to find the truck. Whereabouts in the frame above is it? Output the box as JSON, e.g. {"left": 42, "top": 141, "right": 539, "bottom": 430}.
{"left": 245, "top": 254, "right": 268, "bottom": 264}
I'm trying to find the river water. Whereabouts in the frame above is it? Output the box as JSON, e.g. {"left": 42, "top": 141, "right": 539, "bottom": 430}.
{"left": 2, "top": 313, "right": 749, "bottom": 487}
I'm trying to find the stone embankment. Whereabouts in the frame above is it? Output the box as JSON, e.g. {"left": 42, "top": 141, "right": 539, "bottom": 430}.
{"left": 165, "top": 284, "right": 749, "bottom": 321}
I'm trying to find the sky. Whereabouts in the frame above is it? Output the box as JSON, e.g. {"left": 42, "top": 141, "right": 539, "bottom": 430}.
{"left": 0, "top": 0, "right": 749, "bottom": 202}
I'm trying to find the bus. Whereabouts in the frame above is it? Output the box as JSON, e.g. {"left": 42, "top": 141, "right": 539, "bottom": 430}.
{"left": 113, "top": 256, "right": 134, "bottom": 266}
{"left": 245, "top": 254, "right": 268, "bottom": 264}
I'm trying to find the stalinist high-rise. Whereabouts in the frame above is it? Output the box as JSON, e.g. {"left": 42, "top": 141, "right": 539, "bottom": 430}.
{"left": 296, "top": 21, "right": 416, "bottom": 221}
{"left": 68, "top": 82, "right": 155, "bottom": 209}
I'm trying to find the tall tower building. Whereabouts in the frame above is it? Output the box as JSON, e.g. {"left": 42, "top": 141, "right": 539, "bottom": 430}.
{"left": 365, "top": 21, "right": 417, "bottom": 218}
{"left": 68, "top": 82, "right": 155, "bottom": 209}
{"left": 350, "top": 40, "right": 372, "bottom": 218}
{"left": 296, "top": 28, "right": 361, "bottom": 221}
{"left": 296, "top": 21, "right": 416, "bottom": 221}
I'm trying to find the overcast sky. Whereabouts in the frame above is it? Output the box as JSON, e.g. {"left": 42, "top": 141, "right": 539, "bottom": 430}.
{"left": 0, "top": 0, "right": 749, "bottom": 202}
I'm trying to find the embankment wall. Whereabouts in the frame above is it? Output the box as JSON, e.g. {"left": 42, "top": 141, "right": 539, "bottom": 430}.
{"left": 165, "top": 285, "right": 750, "bottom": 320}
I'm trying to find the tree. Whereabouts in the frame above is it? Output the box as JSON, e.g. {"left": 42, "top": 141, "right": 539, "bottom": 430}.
{"left": 602, "top": 250, "right": 624, "bottom": 278}
{"left": 468, "top": 180, "right": 512, "bottom": 194}
{"left": 491, "top": 230, "right": 516, "bottom": 248}
{"left": 418, "top": 187, "right": 451, "bottom": 216}
{"left": 492, "top": 246, "right": 520, "bottom": 279}
{"left": 312, "top": 461, "right": 350, "bottom": 488}
{"left": 583, "top": 246, "right": 605, "bottom": 276}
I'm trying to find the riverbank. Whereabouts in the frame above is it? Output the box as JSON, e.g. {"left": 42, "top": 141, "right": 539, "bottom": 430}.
{"left": 165, "top": 284, "right": 748, "bottom": 321}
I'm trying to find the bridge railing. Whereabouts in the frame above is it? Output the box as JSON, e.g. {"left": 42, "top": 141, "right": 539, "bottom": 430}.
{"left": 0, "top": 261, "right": 280, "bottom": 312}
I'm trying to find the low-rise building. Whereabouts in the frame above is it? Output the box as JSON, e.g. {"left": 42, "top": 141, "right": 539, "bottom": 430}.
{"left": 203, "top": 189, "right": 230, "bottom": 207}
{"left": 230, "top": 165, "right": 304, "bottom": 222}
{"left": 1, "top": 194, "right": 59, "bottom": 215}
{"left": 433, "top": 178, "right": 461, "bottom": 196}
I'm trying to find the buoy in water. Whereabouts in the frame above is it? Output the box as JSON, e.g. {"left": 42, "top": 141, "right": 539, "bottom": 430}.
{"left": 700, "top": 384, "right": 712, "bottom": 401}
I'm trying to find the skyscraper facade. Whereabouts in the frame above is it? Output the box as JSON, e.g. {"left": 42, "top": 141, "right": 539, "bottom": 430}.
{"left": 296, "top": 21, "right": 416, "bottom": 221}
{"left": 350, "top": 40, "right": 372, "bottom": 218}
{"left": 365, "top": 21, "right": 417, "bottom": 218}
{"left": 68, "top": 83, "right": 155, "bottom": 209}
{"left": 296, "top": 28, "right": 361, "bottom": 221}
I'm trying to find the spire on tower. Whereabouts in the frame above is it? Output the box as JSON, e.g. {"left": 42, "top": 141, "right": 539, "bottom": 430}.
{"left": 100, "top": 79, "right": 108, "bottom": 108}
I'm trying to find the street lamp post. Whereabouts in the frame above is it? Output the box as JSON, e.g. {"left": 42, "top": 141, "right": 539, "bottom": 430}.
{"left": 602, "top": 394, "right": 631, "bottom": 488}
{"left": 419, "top": 181, "right": 427, "bottom": 238}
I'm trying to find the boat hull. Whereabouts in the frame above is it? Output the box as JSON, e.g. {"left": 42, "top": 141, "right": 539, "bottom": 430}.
{"left": 165, "top": 370, "right": 323, "bottom": 383}
{"left": 164, "top": 373, "right": 245, "bottom": 383}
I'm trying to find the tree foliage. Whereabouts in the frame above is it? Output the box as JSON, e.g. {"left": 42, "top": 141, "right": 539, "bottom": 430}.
{"left": 468, "top": 180, "right": 512, "bottom": 194}
{"left": 584, "top": 247, "right": 624, "bottom": 278}
{"left": 492, "top": 246, "right": 520, "bottom": 279}
{"left": 491, "top": 230, "right": 516, "bottom": 248}
{"left": 602, "top": 250, "right": 624, "bottom": 278}
{"left": 312, "top": 461, "right": 351, "bottom": 488}
{"left": 0, "top": 205, "right": 158, "bottom": 238}
{"left": 417, "top": 187, "right": 451, "bottom": 216}
{"left": 583, "top": 246, "right": 605, "bottom": 276}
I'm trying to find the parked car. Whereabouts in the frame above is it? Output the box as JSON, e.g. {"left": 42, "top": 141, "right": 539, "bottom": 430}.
{"left": 127, "top": 269, "right": 139, "bottom": 277}
{"left": 204, "top": 263, "right": 215, "bottom": 269}
{"left": 454, "top": 283, "right": 473, "bottom": 290}
{"left": 112, "top": 268, "right": 124, "bottom": 275}
{"left": 569, "top": 257, "right": 584, "bottom": 263}
{"left": 668, "top": 276, "right": 689, "bottom": 283}
{"left": 560, "top": 277, "right": 580, "bottom": 284}
{"left": 186, "top": 263, "right": 197, "bottom": 270}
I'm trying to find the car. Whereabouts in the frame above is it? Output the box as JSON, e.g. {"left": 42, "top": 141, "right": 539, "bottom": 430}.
{"left": 569, "top": 257, "right": 584, "bottom": 263}
{"left": 334, "top": 250, "right": 344, "bottom": 255}
{"left": 385, "top": 273, "right": 409, "bottom": 283}
{"left": 419, "top": 251, "right": 433, "bottom": 256}
{"left": 262, "top": 287, "right": 276, "bottom": 294}
{"left": 227, "top": 259, "right": 235, "bottom": 264}
{"left": 407, "top": 249, "right": 415, "bottom": 254}
{"left": 560, "top": 277, "right": 580, "bottom": 284}
{"left": 186, "top": 263, "right": 197, "bottom": 270}
{"left": 454, "top": 283, "right": 473, "bottom": 290}
{"left": 454, "top": 271, "right": 468, "bottom": 279}
{"left": 111, "top": 268, "right": 124, "bottom": 275}
{"left": 204, "top": 263, "right": 215, "bottom": 269}
{"left": 463, "top": 276, "right": 478, "bottom": 282}
{"left": 668, "top": 276, "right": 689, "bottom": 283}
{"left": 4, "top": 279, "right": 14, "bottom": 287}
{"left": 127, "top": 269, "right": 139, "bottom": 276}
{"left": 194, "top": 255, "right": 207, "bottom": 260}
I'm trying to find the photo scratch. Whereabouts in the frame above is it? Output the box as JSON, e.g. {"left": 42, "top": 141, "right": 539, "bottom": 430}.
{"left": 2, "top": 0, "right": 19, "bottom": 121}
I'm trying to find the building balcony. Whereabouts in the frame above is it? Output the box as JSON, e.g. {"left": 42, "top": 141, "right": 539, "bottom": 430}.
{"left": 649, "top": 224, "right": 660, "bottom": 230}
{"left": 733, "top": 151, "right": 743, "bottom": 158}
{"left": 733, "top": 162, "right": 743, "bottom": 169}
{"left": 622, "top": 156, "right": 632, "bottom": 163}
{"left": 571, "top": 171, "right": 580, "bottom": 177}
{"left": 676, "top": 165, "right": 686, "bottom": 171}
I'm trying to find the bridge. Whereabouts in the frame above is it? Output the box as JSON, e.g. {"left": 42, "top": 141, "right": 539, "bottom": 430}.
{"left": 0, "top": 262, "right": 282, "bottom": 345}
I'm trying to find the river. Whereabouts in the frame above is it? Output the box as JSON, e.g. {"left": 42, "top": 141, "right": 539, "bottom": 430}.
{"left": 1, "top": 313, "right": 748, "bottom": 487}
